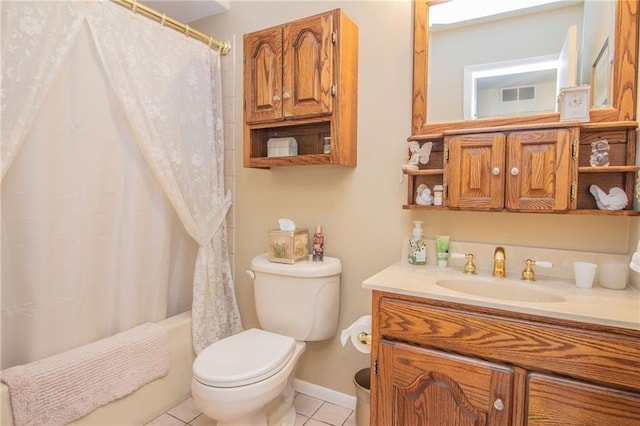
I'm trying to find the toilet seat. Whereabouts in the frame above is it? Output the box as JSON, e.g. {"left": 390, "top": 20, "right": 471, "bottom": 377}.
{"left": 193, "top": 328, "right": 296, "bottom": 388}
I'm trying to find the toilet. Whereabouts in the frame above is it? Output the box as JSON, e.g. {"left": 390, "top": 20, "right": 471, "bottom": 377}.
{"left": 191, "top": 253, "right": 342, "bottom": 426}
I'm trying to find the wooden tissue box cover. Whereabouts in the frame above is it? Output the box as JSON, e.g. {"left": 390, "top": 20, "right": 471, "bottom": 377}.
{"left": 268, "top": 229, "right": 309, "bottom": 263}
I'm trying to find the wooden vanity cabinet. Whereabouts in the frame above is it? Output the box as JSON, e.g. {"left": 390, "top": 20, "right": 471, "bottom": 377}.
{"left": 243, "top": 9, "right": 358, "bottom": 168}
{"left": 370, "top": 291, "right": 640, "bottom": 426}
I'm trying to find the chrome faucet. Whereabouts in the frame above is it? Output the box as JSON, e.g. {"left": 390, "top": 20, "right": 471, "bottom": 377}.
{"left": 493, "top": 246, "right": 506, "bottom": 277}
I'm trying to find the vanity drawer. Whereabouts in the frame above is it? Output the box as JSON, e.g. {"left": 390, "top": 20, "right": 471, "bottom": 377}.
{"left": 375, "top": 291, "right": 640, "bottom": 392}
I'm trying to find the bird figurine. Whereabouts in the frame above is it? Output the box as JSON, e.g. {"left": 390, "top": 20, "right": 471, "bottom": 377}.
{"left": 589, "top": 185, "right": 628, "bottom": 210}
{"left": 416, "top": 184, "right": 433, "bottom": 205}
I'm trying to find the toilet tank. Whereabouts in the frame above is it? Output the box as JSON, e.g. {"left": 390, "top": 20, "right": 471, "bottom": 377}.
{"left": 249, "top": 253, "right": 341, "bottom": 341}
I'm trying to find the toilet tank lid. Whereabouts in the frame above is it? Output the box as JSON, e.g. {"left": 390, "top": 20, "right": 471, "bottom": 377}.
{"left": 251, "top": 254, "right": 341, "bottom": 277}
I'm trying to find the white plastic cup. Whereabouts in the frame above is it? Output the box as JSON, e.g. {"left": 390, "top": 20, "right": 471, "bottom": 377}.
{"left": 599, "top": 261, "right": 629, "bottom": 290}
{"left": 573, "top": 262, "right": 597, "bottom": 288}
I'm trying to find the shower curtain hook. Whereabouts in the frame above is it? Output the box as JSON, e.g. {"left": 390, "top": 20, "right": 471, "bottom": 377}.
{"left": 208, "top": 36, "right": 213, "bottom": 48}
{"left": 131, "top": 0, "right": 138, "bottom": 16}
{"left": 185, "top": 25, "right": 190, "bottom": 38}
{"left": 160, "top": 13, "right": 166, "bottom": 28}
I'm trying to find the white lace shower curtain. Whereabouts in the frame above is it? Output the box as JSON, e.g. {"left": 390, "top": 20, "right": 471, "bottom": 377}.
{"left": 1, "top": 0, "right": 242, "bottom": 368}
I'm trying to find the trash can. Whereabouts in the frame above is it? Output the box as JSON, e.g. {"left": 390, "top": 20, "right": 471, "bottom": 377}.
{"left": 353, "top": 367, "right": 370, "bottom": 426}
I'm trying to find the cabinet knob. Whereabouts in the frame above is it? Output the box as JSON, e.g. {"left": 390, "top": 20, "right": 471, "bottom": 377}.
{"left": 282, "top": 92, "right": 290, "bottom": 99}
{"left": 491, "top": 167, "right": 501, "bottom": 176}
{"left": 510, "top": 167, "right": 520, "bottom": 176}
{"left": 493, "top": 398, "right": 505, "bottom": 411}
{"left": 273, "top": 95, "right": 281, "bottom": 102}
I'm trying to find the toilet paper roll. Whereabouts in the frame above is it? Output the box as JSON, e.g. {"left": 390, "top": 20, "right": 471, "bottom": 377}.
{"left": 340, "top": 315, "right": 372, "bottom": 354}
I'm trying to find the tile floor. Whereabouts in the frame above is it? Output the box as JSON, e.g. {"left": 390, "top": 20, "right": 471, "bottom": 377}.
{"left": 146, "top": 392, "right": 356, "bottom": 426}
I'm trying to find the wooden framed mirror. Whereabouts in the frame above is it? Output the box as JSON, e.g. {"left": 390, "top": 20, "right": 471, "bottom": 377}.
{"left": 411, "top": 0, "right": 639, "bottom": 135}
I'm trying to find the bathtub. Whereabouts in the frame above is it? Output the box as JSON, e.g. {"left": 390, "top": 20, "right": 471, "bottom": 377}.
{"left": 0, "top": 311, "right": 196, "bottom": 426}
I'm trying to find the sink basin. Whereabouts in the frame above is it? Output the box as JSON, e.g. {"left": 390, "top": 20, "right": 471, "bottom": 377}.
{"left": 436, "top": 278, "right": 566, "bottom": 303}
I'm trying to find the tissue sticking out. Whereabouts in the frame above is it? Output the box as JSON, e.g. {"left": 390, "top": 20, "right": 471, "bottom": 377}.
{"left": 589, "top": 185, "right": 628, "bottom": 211}
{"left": 278, "top": 218, "right": 296, "bottom": 232}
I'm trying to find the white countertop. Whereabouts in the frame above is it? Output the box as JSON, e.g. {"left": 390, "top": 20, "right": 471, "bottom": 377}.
{"left": 363, "top": 261, "right": 640, "bottom": 331}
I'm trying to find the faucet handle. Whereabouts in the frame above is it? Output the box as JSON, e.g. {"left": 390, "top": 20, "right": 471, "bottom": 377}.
{"left": 463, "top": 254, "right": 477, "bottom": 274}
{"left": 450, "top": 253, "right": 476, "bottom": 274}
{"left": 521, "top": 259, "right": 553, "bottom": 281}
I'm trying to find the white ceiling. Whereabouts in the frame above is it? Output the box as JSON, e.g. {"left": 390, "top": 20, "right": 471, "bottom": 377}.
{"left": 140, "top": 0, "right": 229, "bottom": 23}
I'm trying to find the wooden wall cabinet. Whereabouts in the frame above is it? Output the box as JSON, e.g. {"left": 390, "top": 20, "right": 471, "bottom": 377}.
{"left": 404, "top": 121, "right": 638, "bottom": 215}
{"left": 243, "top": 9, "right": 358, "bottom": 168}
{"left": 446, "top": 126, "right": 577, "bottom": 212}
{"left": 371, "top": 291, "right": 640, "bottom": 425}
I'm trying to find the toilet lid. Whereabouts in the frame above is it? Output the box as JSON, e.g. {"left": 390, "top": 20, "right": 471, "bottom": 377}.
{"left": 193, "top": 328, "right": 296, "bottom": 388}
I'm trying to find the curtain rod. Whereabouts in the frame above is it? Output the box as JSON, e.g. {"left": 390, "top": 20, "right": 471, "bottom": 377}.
{"left": 110, "top": 0, "right": 231, "bottom": 55}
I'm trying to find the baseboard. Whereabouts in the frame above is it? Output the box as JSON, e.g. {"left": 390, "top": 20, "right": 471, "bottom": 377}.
{"left": 293, "top": 379, "right": 357, "bottom": 410}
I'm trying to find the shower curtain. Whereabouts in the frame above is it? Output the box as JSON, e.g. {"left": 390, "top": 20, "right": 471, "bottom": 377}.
{"left": 1, "top": 0, "right": 242, "bottom": 369}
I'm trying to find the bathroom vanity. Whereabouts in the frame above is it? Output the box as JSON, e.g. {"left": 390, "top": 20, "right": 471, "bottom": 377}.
{"left": 363, "top": 263, "right": 640, "bottom": 425}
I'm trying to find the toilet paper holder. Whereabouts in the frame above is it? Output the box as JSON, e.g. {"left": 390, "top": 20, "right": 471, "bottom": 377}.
{"left": 357, "top": 332, "right": 371, "bottom": 345}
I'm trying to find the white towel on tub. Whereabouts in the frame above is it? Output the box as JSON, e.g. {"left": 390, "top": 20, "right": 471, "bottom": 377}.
{"left": 0, "top": 322, "right": 170, "bottom": 426}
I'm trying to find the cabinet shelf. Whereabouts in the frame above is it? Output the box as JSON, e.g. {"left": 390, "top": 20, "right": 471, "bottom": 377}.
{"left": 402, "top": 204, "right": 448, "bottom": 210}
{"left": 578, "top": 166, "right": 640, "bottom": 173}
{"left": 402, "top": 205, "right": 639, "bottom": 215}
{"left": 403, "top": 169, "right": 444, "bottom": 176}
{"left": 248, "top": 154, "right": 332, "bottom": 168}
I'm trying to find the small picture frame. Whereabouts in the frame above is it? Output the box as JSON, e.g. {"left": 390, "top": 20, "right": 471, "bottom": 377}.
{"left": 558, "top": 85, "right": 591, "bottom": 122}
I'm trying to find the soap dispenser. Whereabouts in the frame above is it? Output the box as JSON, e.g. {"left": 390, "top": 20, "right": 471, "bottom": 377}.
{"left": 408, "top": 221, "right": 427, "bottom": 265}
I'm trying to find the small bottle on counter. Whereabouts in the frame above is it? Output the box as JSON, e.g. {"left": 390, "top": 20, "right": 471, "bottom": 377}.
{"left": 312, "top": 226, "right": 324, "bottom": 261}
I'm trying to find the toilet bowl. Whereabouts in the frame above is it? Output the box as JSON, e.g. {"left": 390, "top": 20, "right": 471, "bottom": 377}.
{"left": 192, "top": 328, "right": 305, "bottom": 426}
{"left": 192, "top": 254, "right": 341, "bottom": 426}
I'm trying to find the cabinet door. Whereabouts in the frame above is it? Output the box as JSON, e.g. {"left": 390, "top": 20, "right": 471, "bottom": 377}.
{"left": 376, "top": 340, "right": 512, "bottom": 426}
{"left": 505, "top": 128, "right": 576, "bottom": 211}
{"left": 283, "top": 12, "right": 333, "bottom": 119}
{"left": 244, "top": 27, "right": 283, "bottom": 124}
{"left": 446, "top": 133, "right": 506, "bottom": 210}
{"left": 527, "top": 373, "right": 640, "bottom": 425}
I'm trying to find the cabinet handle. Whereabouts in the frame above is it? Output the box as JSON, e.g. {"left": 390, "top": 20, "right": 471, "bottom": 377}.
{"left": 273, "top": 95, "right": 281, "bottom": 102}
{"left": 282, "top": 92, "right": 290, "bottom": 100}
{"left": 510, "top": 167, "right": 520, "bottom": 176}
{"left": 491, "top": 167, "right": 500, "bottom": 176}
{"left": 493, "top": 399, "right": 504, "bottom": 411}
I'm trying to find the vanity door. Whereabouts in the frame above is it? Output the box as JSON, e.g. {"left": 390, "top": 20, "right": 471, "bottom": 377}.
{"left": 376, "top": 340, "right": 513, "bottom": 426}
{"left": 527, "top": 373, "right": 640, "bottom": 425}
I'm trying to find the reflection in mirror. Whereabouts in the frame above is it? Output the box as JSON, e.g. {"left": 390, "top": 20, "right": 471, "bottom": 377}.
{"left": 427, "top": 0, "right": 613, "bottom": 123}
{"left": 412, "top": 0, "right": 637, "bottom": 135}
{"left": 427, "top": 0, "right": 615, "bottom": 123}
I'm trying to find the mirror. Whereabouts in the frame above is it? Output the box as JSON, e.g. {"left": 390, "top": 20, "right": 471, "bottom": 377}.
{"left": 412, "top": 0, "right": 638, "bottom": 135}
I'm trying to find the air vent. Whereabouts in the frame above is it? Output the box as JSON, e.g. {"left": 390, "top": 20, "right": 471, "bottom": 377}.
{"left": 501, "top": 86, "right": 535, "bottom": 102}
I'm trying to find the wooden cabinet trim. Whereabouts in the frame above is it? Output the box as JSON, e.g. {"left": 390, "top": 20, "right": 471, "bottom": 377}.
{"left": 374, "top": 291, "right": 640, "bottom": 392}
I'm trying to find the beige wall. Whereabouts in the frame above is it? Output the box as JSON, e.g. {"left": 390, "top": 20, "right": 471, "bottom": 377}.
{"left": 195, "top": 1, "right": 638, "bottom": 397}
